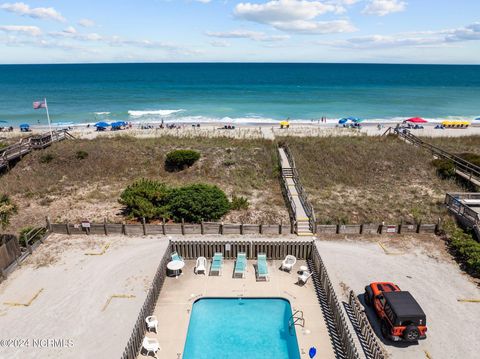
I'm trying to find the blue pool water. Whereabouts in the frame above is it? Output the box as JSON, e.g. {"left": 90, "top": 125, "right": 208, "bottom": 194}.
{"left": 183, "top": 298, "right": 301, "bottom": 359}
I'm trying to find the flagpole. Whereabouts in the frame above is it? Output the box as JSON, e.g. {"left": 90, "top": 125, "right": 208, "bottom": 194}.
{"left": 44, "top": 98, "right": 53, "bottom": 140}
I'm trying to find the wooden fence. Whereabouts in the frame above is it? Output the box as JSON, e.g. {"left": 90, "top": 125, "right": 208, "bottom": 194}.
{"left": 0, "top": 235, "right": 21, "bottom": 278}
{"left": 170, "top": 239, "right": 313, "bottom": 260}
{"left": 48, "top": 220, "right": 293, "bottom": 236}
{"left": 348, "top": 290, "right": 387, "bottom": 359}
{"left": 316, "top": 222, "right": 440, "bottom": 235}
{"left": 310, "top": 245, "right": 360, "bottom": 359}
{"left": 121, "top": 247, "right": 171, "bottom": 359}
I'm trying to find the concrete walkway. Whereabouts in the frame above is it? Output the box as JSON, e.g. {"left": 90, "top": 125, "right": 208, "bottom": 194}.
{"left": 278, "top": 148, "right": 312, "bottom": 235}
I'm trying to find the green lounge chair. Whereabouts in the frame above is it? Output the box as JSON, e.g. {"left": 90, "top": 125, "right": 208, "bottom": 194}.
{"left": 234, "top": 252, "right": 247, "bottom": 278}
{"left": 256, "top": 253, "right": 269, "bottom": 281}
{"left": 210, "top": 252, "right": 223, "bottom": 276}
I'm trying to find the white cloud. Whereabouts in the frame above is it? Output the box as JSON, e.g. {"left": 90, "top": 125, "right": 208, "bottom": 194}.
{"left": 63, "top": 26, "right": 77, "bottom": 34}
{"left": 206, "top": 30, "right": 290, "bottom": 42}
{"left": 78, "top": 18, "right": 95, "bottom": 28}
{"left": 0, "top": 25, "right": 41, "bottom": 36}
{"left": 234, "top": 0, "right": 356, "bottom": 34}
{"left": 209, "top": 40, "right": 230, "bottom": 47}
{"left": 194, "top": 0, "right": 211, "bottom": 3}
{"left": 0, "top": 2, "right": 66, "bottom": 22}
{"left": 324, "top": 22, "right": 480, "bottom": 49}
{"left": 362, "top": 0, "right": 406, "bottom": 16}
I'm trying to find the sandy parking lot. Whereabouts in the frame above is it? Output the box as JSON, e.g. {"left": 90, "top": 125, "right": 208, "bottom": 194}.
{"left": 316, "top": 237, "right": 480, "bottom": 359}
{"left": 0, "top": 234, "right": 168, "bottom": 359}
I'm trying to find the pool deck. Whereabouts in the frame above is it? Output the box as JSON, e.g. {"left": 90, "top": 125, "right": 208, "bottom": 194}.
{"left": 139, "top": 259, "right": 336, "bottom": 359}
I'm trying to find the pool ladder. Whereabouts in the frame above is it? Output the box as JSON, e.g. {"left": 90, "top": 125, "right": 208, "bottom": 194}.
{"left": 288, "top": 310, "right": 305, "bottom": 333}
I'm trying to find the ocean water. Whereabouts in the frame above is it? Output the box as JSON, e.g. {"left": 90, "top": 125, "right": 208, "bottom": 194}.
{"left": 183, "top": 298, "right": 301, "bottom": 359}
{"left": 0, "top": 63, "right": 479, "bottom": 127}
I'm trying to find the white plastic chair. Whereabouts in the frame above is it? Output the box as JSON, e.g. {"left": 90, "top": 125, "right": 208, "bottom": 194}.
{"left": 281, "top": 255, "right": 297, "bottom": 272}
{"left": 145, "top": 315, "right": 158, "bottom": 333}
{"left": 142, "top": 336, "right": 160, "bottom": 358}
{"left": 195, "top": 256, "right": 207, "bottom": 274}
{"left": 297, "top": 271, "right": 313, "bottom": 285}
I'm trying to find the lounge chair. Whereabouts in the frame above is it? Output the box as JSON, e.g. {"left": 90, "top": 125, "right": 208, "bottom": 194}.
{"left": 210, "top": 252, "right": 223, "bottom": 276}
{"left": 195, "top": 256, "right": 207, "bottom": 275}
{"left": 142, "top": 336, "right": 161, "bottom": 358}
{"left": 145, "top": 316, "right": 158, "bottom": 333}
{"left": 256, "top": 253, "right": 269, "bottom": 281}
{"left": 281, "top": 255, "right": 297, "bottom": 272}
{"left": 171, "top": 251, "right": 184, "bottom": 262}
{"left": 234, "top": 252, "right": 247, "bottom": 278}
{"left": 297, "top": 271, "right": 313, "bottom": 285}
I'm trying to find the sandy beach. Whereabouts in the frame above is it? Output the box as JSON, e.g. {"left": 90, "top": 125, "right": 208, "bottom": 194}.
{"left": 2, "top": 122, "right": 480, "bottom": 141}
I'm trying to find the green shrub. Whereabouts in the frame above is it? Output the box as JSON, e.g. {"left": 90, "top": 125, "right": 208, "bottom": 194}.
{"left": 0, "top": 194, "right": 17, "bottom": 229}
{"left": 168, "top": 184, "right": 230, "bottom": 223}
{"left": 432, "top": 158, "right": 455, "bottom": 178}
{"left": 0, "top": 142, "right": 7, "bottom": 149}
{"left": 39, "top": 153, "right": 55, "bottom": 164}
{"left": 119, "top": 179, "right": 170, "bottom": 220}
{"left": 165, "top": 149, "right": 200, "bottom": 171}
{"left": 75, "top": 150, "right": 89, "bottom": 160}
{"left": 444, "top": 221, "right": 480, "bottom": 278}
{"left": 19, "top": 226, "right": 46, "bottom": 247}
{"left": 230, "top": 195, "right": 249, "bottom": 210}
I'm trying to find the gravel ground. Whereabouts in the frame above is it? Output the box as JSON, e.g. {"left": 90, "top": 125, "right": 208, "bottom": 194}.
{"left": 316, "top": 237, "right": 480, "bottom": 359}
{"left": 0, "top": 234, "right": 169, "bottom": 359}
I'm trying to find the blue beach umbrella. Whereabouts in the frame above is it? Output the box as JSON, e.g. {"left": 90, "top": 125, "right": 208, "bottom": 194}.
{"left": 475, "top": 118, "right": 480, "bottom": 121}
{"left": 19, "top": 123, "right": 30, "bottom": 128}
{"left": 339, "top": 118, "right": 348, "bottom": 124}
{"left": 0, "top": 120, "right": 7, "bottom": 123}
{"left": 94, "top": 121, "right": 110, "bottom": 128}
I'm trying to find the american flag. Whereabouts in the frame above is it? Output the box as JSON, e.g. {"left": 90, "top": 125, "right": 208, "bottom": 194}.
{"left": 33, "top": 101, "right": 46, "bottom": 109}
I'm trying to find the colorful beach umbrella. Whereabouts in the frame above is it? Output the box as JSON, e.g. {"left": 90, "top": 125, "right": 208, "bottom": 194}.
{"left": 94, "top": 121, "right": 110, "bottom": 128}
{"left": 406, "top": 117, "right": 427, "bottom": 123}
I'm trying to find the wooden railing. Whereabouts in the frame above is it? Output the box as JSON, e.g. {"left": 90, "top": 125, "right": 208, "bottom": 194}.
{"left": 280, "top": 145, "right": 316, "bottom": 233}
{"left": 445, "top": 193, "right": 480, "bottom": 238}
{"left": 348, "top": 290, "right": 387, "bottom": 359}
{"left": 0, "top": 129, "right": 72, "bottom": 170}
{"left": 310, "top": 245, "right": 360, "bottom": 359}
{"left": 395, "top": 128, "right": 480, "bottom": 184}
{"left": 170, "top": 239, "right": 313, "bottom": 260}
{"left": 121, "top": 247, "right": 171, "bottom": 359}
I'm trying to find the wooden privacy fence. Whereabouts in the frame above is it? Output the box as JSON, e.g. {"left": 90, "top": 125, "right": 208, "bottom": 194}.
{"left": 0, "top": 235, "right": 21, "bottom": 278}
{"left": 121, "top": 247, "right": 171, "bottom": 359}
{"left": 170, "top": 239, "right": 313, "bottom": 260}
{"left": 310, "top": 245, "right": 360, "bottom": 359}
{"left": 316, "top": 222, "right": 440, "bottom": 235}
{"left": 348, "top": 291, "right": 387, "bottom": 359}
{"left": 48, "top": 220, "right": 292, "bottom": 236}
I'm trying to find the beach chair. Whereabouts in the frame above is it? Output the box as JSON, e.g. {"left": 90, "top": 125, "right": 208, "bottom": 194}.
{"left": 256, "top": 253, "right": 269, "bottom": 281}
{"left": 234, "top": 252, "right": 247, "bottom": 278}
{"left": 142, "top": 336, "right": 161, "bottom": 358}
{"left": 195, "top": 256, "right": 207, "bottom": 275}
{"left": 281, "top": 255, "right": 297, "bottom": 272}
{"left": 171, "top": 251, "right": 184, "bottom": 262}
{"left": 210, "top": 252, "right": 223, "bottom": 276}
{"left": 145, "top": 315, "right": 158, "bottom": 333}
{"left": 297, "top": 271, "right": 313, "bottom": 285}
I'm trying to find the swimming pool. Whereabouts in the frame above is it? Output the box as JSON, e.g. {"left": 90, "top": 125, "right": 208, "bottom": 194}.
{"left": 183, "top": 298, "right": 301, "bottom": 359}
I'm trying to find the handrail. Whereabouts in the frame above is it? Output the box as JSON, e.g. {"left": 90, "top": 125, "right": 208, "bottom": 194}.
{"left": 395, "top": 129, "right": 480, "bottom": 182}
{"left": 288, "top": 310, "right": 305, "bottom": 330}
{"left": 445, "top": 193, "right": 480, "bottom": 228}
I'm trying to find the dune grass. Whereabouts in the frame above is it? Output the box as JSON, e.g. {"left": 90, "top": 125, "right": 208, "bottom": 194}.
{"left": 421, "top": 135, "right": 480, "bottom": 155}
{"left": 282, "top": 135, "right": 466, "bottom": 224}
{"left": 0, "top": 135, "right": 287, "bottom": 231}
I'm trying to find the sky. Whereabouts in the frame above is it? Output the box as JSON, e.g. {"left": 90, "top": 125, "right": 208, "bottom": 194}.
{"left": 0, "top": 0, "right": 479, "bottom": 64}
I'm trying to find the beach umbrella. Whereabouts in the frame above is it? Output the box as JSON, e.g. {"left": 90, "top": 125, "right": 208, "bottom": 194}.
{"left": 19, "top": 123, "right": 30, "bottom": 128}
{"left": 338, "top": 118, "right": 348, "bottom": 124}
{"left": 346, "top": 117, "right": 362, "bottom": 122}
{"left": 94, "top": 121, "right": 110, "bottom": 128}
{"left": 406, "top": 117, "right": 427, "bottom": 123}
{"left": 475, "top": 117, "right": 480, "bottom": 121}
{"left": 0, "top": 120, "right": 7, "bottom": 123}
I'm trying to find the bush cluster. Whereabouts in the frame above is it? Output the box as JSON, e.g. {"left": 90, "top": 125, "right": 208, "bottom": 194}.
{"left": 432, "top": 153, "right": 480, "bottom": 179}
{"left": 76, "top": 150, "right": 89, "bottom": 160}
{"left": 165, "top": 149, "right": 200, "bottom": 171}
{"left": 119, "top": 179, "right": 230, "bottom": 223}
{"left": 230, "top": 195, "right": 249, "bottom": 210}
{"left": 39, "top": 153, "right": 55, "bottom": 164}
{"left": 444, "top": 222, "right": 480, "bottom": 278}
{"left": 0, "top": 194, "right": 17, "bottom": 230}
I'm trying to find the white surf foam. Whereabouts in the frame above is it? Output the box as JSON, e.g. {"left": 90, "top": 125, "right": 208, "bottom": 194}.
{"left": 94, "top": 112, "right": 111, "bottom": 115}
{"left": 128, "top": 109, "right": 184, "bottom": 117}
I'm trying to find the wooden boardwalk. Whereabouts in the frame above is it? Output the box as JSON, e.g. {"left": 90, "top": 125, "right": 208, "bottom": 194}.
{"left": 0, "top": 130, "right": 73, "bottom": 172}
{"left": 278, "top": 146, "right": 315, "bottom": 236}
{"left": 445, "top": 193, "right": 480, "bottom": 240}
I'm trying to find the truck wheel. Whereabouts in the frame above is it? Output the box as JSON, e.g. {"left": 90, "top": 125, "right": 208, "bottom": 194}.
{"left": 403, "top": 326, "right": 420, "bottom": 341}
{"left": 380, "top": 320, "right": 390, "bottom": 339}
